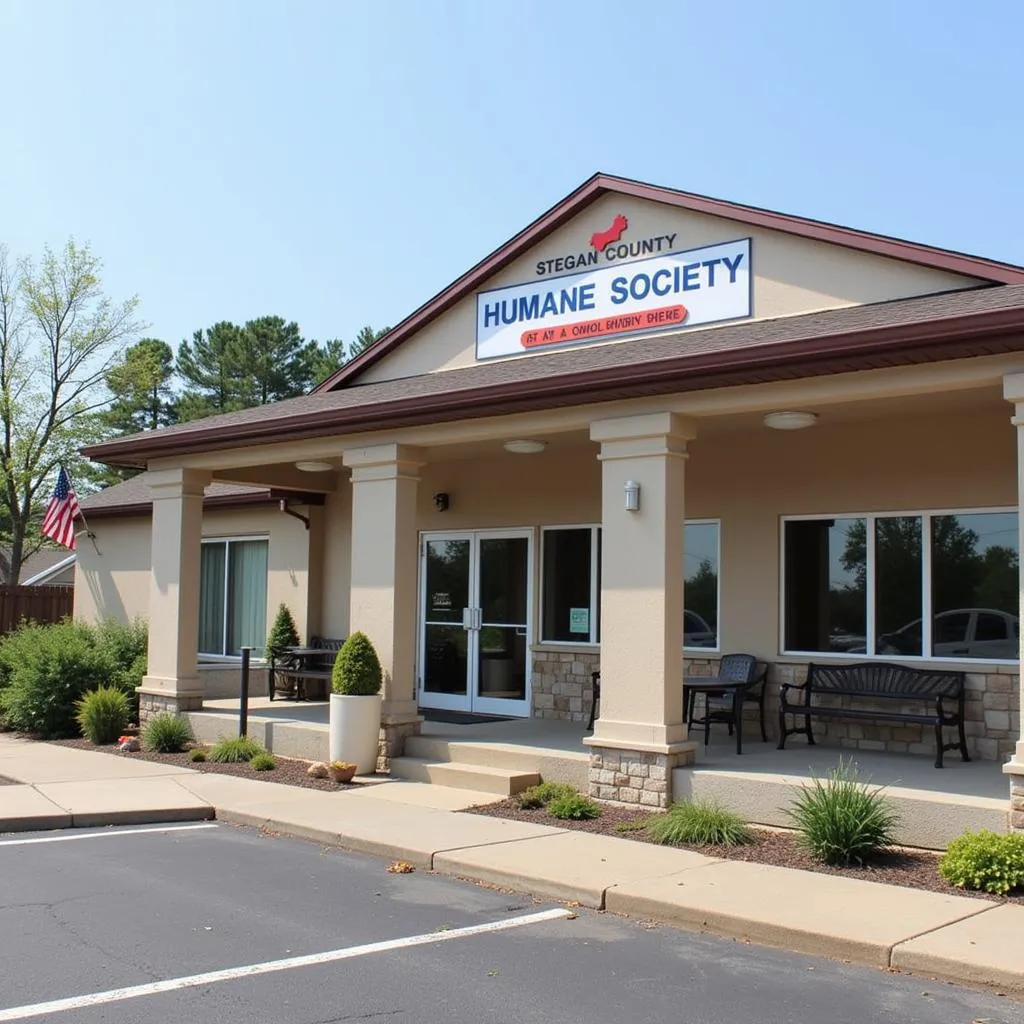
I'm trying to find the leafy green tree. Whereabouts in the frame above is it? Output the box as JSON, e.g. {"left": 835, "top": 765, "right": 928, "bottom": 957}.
{"left": 102, "top": 339, "right": 177, "bottom": 433}
{"left": 176, "top": 321, "right": 245, "bottom": 422}
{"left": 311, "top": 338, "right": 347, "bottom": 386}
{"left": 0, "top": 240, "right": 142, "bottom": 582}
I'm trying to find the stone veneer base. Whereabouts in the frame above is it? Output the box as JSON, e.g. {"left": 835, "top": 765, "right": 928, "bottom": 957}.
{"left": 1011, "top": 772, "right": 1024, "bottom": 832}
{"left": 588, "top": 745, "right": 696, "bottom": 809}
{"left": 138, "top": 692, "right": 203, "bottom": 723}
{"left": 377, "top": 719, "right": 421, "bottom": 774}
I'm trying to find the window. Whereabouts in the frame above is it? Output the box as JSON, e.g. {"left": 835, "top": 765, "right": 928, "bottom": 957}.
{"left": 783, "top": 510, "right": 1019, "bottom": 661}
{"left": 199, "top": 538, "right": 269, "bottom": 656}
{"left": 540, "top": 521, "right": 720, "bottom": 649}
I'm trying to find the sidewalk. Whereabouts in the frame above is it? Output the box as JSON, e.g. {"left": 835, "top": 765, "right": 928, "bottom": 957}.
{"left": 1, "top": 733, "right": 1021, "bottom": 997}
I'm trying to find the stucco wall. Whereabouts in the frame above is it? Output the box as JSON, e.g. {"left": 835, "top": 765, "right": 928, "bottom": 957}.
{"left": 360, "top": 191, "right": 982, "bottom": 384}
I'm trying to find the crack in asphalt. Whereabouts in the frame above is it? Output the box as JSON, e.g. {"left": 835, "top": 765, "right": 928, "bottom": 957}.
{"left": 312, "top": 1012, "right": 404, "bottom": 1023}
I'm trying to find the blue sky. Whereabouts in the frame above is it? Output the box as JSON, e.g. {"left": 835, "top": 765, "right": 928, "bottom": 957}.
{"left": 2, "top": 1, "right": 1022, "bottom": 352}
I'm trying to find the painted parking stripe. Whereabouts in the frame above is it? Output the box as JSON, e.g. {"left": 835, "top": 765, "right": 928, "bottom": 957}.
{"left": 0, "top": 823, "right": 218, "bottom": 847}
{"left": 0, "top": 907, "right": 572, "bottom": 1021}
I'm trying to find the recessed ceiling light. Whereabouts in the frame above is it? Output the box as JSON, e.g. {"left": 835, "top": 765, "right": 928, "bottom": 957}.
{"left": 294, "top": 460, "right": 334, "bottom": 472}
{"left": 503, "top": 439, "right": 547, "bottom": 454}
{"left": 763, "top": 411, "right": 818, "bottom": 431}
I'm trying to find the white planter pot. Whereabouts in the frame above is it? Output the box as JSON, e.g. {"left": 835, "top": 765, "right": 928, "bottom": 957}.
{"left": 329, "top": 692, "right": 382, "bottom": 774}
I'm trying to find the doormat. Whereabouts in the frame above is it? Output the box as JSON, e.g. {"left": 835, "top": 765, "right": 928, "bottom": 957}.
{"left": 421, "top": 710, "right": 515, "bottom": 725}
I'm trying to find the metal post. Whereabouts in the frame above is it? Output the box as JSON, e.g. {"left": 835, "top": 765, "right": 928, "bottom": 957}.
{"left": 239, "top": 647, "right": 252, "bottom": 738}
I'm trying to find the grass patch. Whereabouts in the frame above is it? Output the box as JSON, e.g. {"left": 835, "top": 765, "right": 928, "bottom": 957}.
{"left": 187, "top": 748, "right": 207, "bottom": 763}
{"left": 613, "top": 818, "right": 650, "bottom": 834}
{"left": 646, "top": 801, "right": 752, "bottom": 846}
{"left": 75, "top": 686, "right": 131, "bottom": 745}
{"left": 142, "top": 712, "right": 192, "bottom": 754}
{"left": 208, "top": 735, "right": 264, "bottom": 763}
{"left": 250, "top": 752, "right": 276, "bottom": 772}
{"left": 516, "top": 781, "right": 577, "bottom": 809}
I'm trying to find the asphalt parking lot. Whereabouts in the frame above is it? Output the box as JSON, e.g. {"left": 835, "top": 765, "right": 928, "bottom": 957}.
{"left": 0, "top": 822, "right": 1015, "bottom": 1024}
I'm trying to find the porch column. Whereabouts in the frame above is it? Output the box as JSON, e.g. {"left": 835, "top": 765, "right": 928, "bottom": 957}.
{"left": 585, "top": 412, "right": 698, "bottom": 808}
{"left": 138, "top": 467, "right": 210, "bottom": 721}
{"left": 343, "top": 443, "right": 424, "bottom": 771}
{"left": 1002, "top": 373, "right": 1024, "bottom": 830}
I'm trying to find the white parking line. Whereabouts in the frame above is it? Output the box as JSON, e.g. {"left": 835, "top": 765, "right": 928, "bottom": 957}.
{"left": 0, "top": 907, "right": 572, "bottom": 1021}
{"left": 0, "top": 823, "right": 218, "bottom": 847}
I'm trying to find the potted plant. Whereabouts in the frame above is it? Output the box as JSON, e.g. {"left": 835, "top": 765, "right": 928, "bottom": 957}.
{"left": 327, "top": 760, "right": 357, "bottom": 784}
{"left": 328, "top": 631, "right": 382, "bottom": 774}
{"left": 264, "top": 603, "right": 301, "bottom": 700}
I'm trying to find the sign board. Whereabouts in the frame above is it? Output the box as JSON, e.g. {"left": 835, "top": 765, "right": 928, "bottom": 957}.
{"left": 569, "top": 607, "right": 590, "bottom": 635}
{"left": 476, "top": 237, "right": 751, "bottom": 361}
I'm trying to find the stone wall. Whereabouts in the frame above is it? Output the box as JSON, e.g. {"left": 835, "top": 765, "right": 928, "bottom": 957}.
{"left": 532, "top": 650, "right": 600, "bottom": 722}
{"left": 684, "top": 656, "right": 1019, "bottom": 763}
{"left": 138, "top": 691, "right": 203, "bottom": 723}
{"left": 587, "top": 745, "right": 694, "bottom": 809}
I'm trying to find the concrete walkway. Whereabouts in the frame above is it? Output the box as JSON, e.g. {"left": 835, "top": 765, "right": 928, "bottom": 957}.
{"left": 1, "top": 733, "right": 1021, "bottom": 998}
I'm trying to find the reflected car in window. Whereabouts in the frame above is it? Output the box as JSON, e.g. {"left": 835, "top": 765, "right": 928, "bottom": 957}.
{"left": 684, "top": 610, "right": 717, "bottom": 648}
{"left": 878, "top": 608, "right": 1019, "bottom": 660}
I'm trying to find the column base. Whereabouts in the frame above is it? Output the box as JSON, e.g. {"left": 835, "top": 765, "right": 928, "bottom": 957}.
{"left": 586, "top": 742, "right": 697, "bottom": 809}
{"left": 137, "top": 689, "right": 204, "bottom": 723}
{"left": 1006, "top": 758, "right": 1024, "bottom": 831}
{"left": 377, "top": 714, "right": 423, "bottom": 773}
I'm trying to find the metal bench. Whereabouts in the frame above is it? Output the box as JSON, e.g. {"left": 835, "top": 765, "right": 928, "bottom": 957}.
{"left": 778, "top": 661, "right": 968, "bottom": 768}
{"left": 270, "top": 636, "right": 345, "bottom": 701}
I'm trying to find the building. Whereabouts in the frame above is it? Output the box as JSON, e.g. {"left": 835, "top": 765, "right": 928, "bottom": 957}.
{"left": 79, "top": 174, "right": 1024, "bottom": 823}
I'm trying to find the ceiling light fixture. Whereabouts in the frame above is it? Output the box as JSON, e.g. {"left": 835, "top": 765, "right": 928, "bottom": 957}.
{"left": 763, "top": 411, "right": 818, "bottom": 431}
{"left": 503, "top": 439, "right": 547, "bottom": 454}
{"left": 294, "top": 460, "right": 334, "bottom": 472}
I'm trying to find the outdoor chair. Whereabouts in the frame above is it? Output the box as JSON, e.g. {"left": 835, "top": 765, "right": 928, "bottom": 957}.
{"left": 685, "top": 653, "right": 768, "bottom": 746}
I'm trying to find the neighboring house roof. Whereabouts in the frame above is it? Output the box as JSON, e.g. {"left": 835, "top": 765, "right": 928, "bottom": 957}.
{"left": 21, "top": 551, "right": 76, "bottom": 586}
{"left": 317, "top": 172, "right": 1024, "bottom": 391}
{"left": 80, "top": 474, "right": 274, "bottom": 518}
{"left": 83, "top": 283, "right": 1024, "bottom": 468}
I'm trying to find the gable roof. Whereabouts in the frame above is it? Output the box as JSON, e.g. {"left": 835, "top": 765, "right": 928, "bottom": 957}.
{"left": 21, "top": 551, "right": 76, "bottom": 585}
{"left": 315, "top": 173, "right": 1024, "bottom": 392}
{"left": 80, "top": 474, "right": 273, "bottom": 518}
{"left": 82, "top": 284, "right": 1024, "bottom": 468}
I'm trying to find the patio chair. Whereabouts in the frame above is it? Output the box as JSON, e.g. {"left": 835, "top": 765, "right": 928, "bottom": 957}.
{"left": 686, "top": 653, "right": 768, "bottom": 746}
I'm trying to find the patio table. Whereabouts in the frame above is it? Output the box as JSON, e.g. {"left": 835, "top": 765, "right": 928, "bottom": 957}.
{"left": 684, "top": 676, "right": 752, "bottom": 755}
{"left": 276, "top": 646, "right": 334, "bottom": 701}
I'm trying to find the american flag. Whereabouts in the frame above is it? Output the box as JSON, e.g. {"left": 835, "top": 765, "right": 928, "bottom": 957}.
{"left": 41, "top": 467, "right": 81, "bottom": 550}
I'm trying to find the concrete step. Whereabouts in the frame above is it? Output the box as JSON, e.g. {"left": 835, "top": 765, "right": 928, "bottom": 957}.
{"left": 389, "top": 757, "right": 540, "bottom": 796}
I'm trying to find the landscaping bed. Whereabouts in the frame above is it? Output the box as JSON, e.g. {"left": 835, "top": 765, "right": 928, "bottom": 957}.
{"left": 468, "top": 798, "right": 1024, "bottom": 906}
{"left": 52, "top": 738, "right": 359, "bottom": 793}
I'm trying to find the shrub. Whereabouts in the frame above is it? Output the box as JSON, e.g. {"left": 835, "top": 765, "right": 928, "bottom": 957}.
{"left": 264, "top": 604, "right": 300, "bottom": 662}
{"left": 92, "top": 619, "right": 148, "bottom": 703}
{"left": 209, "top": 735, "right": 264, "bottom": 763}
{"left": 646, "top": 801, "right": 752, "bottom": 847}
{"left": 547, "top": 792, "right": 601, "bottom": 820}
{"left": 143, "top": 713, "right": 192, "bottom": 753}
{"left": 786, "top": 757, "right": 900, "bottom": 866}
{"left": 75, "top": 686, "right": 131, "bottom": 745}
{"left": 331, "top": 632, "right": 382, "bottom": 696}
{"left": 516, "top": 781, "right": 576, "bottom": 809}
{"left": 188, "top": 748, "right": 208, "bottom": 763}
{"left": 939, "top": 829, "right": 1024, "bottom": 895}
{"left": 250, "top": 752, "right": 276, "bottom": 771}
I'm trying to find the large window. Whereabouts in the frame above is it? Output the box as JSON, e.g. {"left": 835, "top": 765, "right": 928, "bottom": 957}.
{"left": 540, "top": 521, "right": 720, "bottom": 649}
{"left": 783, "top": 511, "right": 1019, "bottom": 661}
{"left": 199, "top": 538, "right": 269, "bottom": 656}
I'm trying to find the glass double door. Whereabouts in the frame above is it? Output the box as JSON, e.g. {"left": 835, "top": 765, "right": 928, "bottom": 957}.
{"left": 419, "top": 531, "right": 532, "bottom": 717}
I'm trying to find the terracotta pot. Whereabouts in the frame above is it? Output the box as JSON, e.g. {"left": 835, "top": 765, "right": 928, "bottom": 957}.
{"left": 327, "top": 763, "right": 357, "bottom": 784}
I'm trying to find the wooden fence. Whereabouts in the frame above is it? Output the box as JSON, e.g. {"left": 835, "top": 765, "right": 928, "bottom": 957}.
{"left": 0, "top": 585, "right": 73, "bottom": 635}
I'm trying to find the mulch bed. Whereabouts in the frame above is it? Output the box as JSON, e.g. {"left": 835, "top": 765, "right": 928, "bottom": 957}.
{"left": 468, "top": 799, "right": 1024, "bottom": 906}
{"left": 51, "top": 738, "right": 359, "bottom": 793}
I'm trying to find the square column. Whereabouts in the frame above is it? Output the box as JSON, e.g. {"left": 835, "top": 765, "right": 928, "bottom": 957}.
{"left": 1003, "top": 374, "right": 1024, "bottom": 829}
{"left": 138, "top": 467, "right": 210, "bottom": 720}
{"left": 343, "top": 444, "right": 424, "bottom": 769}
{"left": 585, "top": 412, "right": 698, "bottom": 808}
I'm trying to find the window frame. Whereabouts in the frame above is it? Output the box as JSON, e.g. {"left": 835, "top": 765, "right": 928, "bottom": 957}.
{"left": 199, "top": 534, "right": 270, "bottom": 658}
{"left": 779, "top": 506, "right": 1018, "bottom": 665}
{"left": 537, "top": 518, "right": 722, "bottom": 652}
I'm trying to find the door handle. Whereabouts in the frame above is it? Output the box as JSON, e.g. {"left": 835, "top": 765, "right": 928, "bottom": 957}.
{"left": 462, "top": 608, "right": 473, "bottom": 631}
{"left": 474, "top": 608, "right": 483, "bottom": 630}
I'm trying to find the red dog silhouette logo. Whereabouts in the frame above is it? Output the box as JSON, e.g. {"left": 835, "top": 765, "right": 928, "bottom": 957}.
{"left": 590, "top": 213, "right": 628, "bottom": 252}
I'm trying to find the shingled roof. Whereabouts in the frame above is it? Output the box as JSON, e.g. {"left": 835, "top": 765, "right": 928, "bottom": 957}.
{"left": 81, "top": 474, "right": 272, "bottom": 517}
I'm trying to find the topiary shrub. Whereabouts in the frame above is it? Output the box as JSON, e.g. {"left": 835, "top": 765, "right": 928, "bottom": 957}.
{"left": 75, "top": 686, "right": 131, "bottom": 745}
{"left": 331, "top": 632, "right": 382, "bottom": 696}
{"left": 143, "top": 712, "right": 192, "bottom": 753}
{"left": 264, "top": 604, "right": 300, "bottom": 662}
{"left": 209, "top": 735, "right": 264, "bottom": 763}
{"left": 547, "top": 792, "right": 601, "bottom": 820}
{"left": 516, "top": 781, "right": 577, "bottom": 809}
{"left": 250, "top": 752, "right": 276, "bottom": 771}
{"left": 786, "top": 756, "right": 900, "bottom": 866}
{"left": 646, "top": 800, "right": 752, "bottom": 847}
{"left": 939, "top": 829, "right": 1024, "bottom": 895}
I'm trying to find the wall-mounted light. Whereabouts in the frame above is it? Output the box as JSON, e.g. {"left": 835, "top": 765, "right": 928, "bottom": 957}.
{"left": 624, "top": 479, "right": 640, "bottom": 512}
{"left": 295, "top": 460, "right": 334, "bottom": 472}
{"left": 433, "top": 492, "right": 450, "bottom": 512}
{"left": 763, "top": 411, "right": 818, "bottom": 431}
{"left": 503, "top": 439, "right": 547, "bottom": 454}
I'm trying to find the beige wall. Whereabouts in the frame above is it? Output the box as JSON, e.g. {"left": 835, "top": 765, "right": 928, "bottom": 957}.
{"left": 74, "top": 504, "right": 316, "bottom": 643}
{"left": 361, "top": 191, "right": 982, "bottom": 384}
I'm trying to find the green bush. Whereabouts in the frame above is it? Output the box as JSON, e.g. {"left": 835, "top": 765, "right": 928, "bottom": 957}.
{"left": 143, "top": 713, "right": 192, "bottom": 753}
{"left": 516, "top": 781, "right": 577, "bottom": 809}
{"left": 786, "top": 757, "right": 900, "bottom": 866}
{"left": 188, "top": 748, "right": 208, "bottom": 763}
{"left": 75, "top": 686, "right": 131, "bottom": 745}
{"left": 939, "top": 829, "right": 1024, "bottom": 895}
{"left": 250, "top": 752, "right": 276, "bottom": 771}
{"left": 331, "top": 632, "right": 382, "bottom": 696}
{"left": 209, "top": 735, "right": 264, "bottom": 763}
{"left": 547, "top": 792, "right": 601, "bottom": 820}
{"left": 264, "top": 604, "right": 300, "bottom": 662}
{"left": 647, "top": 801, "right": 753, "bottom": 846}
{"left": 92, "top": 619, "right": 148, "bottom": 698}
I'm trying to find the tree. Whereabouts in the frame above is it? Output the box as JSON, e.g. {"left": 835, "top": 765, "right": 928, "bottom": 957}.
{"left": 176, "top": 321, "right": 245, "bottom": 422}
{"left": 0, "top": 240, "right": 142, "bottom": 582}
{"left": 102, "top": 339, "right": 176, "bottom": 433}
{"left": 234, "top": 316, "right": 319, "bottom": 405}
{"left": 348, "top": 324, "right": 389, "bottom": 360}
{"left": 311, "top": 338, "right": 347, "bottom": 386}
{"left": 264, "top": 603, "right": 301, "bottom": 662}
